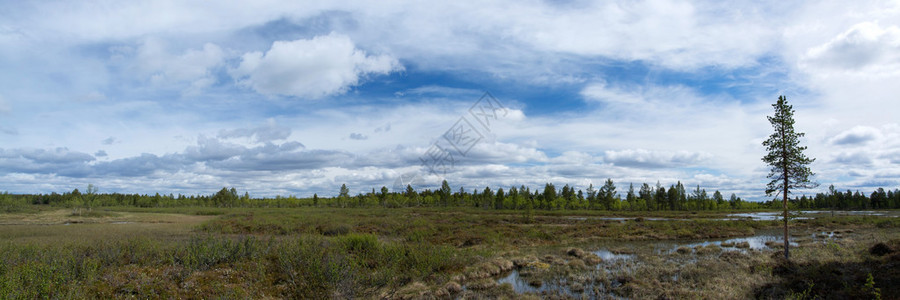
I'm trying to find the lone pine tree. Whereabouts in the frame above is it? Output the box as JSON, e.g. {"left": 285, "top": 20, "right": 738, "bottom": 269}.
{"left": 762, "top": 95, "right": 818, "bottom": 260}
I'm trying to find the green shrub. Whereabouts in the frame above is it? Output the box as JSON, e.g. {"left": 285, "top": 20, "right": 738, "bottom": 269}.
{"left": 339, "top": 233, "right": 380, "bottom": 255}
{"left": 318, "top": 223, "right": 351, "bottom": 236}
{"left": 273, "top": 237, "right": 355, "bottom": 298}
{"left": 177, "top": 236, "right": 266, "bottom": 271}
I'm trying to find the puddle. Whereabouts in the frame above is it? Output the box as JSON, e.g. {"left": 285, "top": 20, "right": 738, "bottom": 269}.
{"left": 496, "top": 247, "right": 639, "bottom": 298}
{"left": 722, "top": 210, "right": 896, "bottom": 221}
{"left": 574, "top": 211, "right": 894, "bottom": 223}
{"left": 497, "top": 270, "right": 550, "bottom": 294}
{"left": 664, "top": 233, "right": 798, "bottom": 254}
{"left": 496, "top": 229, "right": 829, "bottom": 297}
{"left": 497, "top": 262, "right": 631, "bottom": 299}
{"left": 568, "top": 216, "right": 685, "bottom": 222}
{"left": 834, "top": 211, "right": 886, "bottom": 216}
{"left": 807, "top": 231, "right": 844, "bottom": 243}
{"left": 593, "top": 249, "right": 636, "bottom": 261}
{"left": 723, "top": 211, "right": 816, "bottom": 221}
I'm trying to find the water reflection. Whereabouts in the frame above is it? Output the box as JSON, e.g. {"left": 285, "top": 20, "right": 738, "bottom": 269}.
{"left": 496, "top": 230, "right": 819, "bottom": 297}
{"left": 724, "top": 211, "right": 814, "bottom": 221}
{"left": 723, "top": 210, "right": 894, "bottom": 221}
{"left": 592, "top": 249, "right": 636, "bottom": 261}
{"left": 665, "top": 233, "right": 797, "bottom": 253}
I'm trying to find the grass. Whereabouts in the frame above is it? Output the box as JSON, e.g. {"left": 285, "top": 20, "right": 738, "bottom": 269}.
{"left": 0, "top": 233, "right": 468, "bottom": 298}
{"left": 194, "top": 207, "right": 773, "bottom": 248}
{"left": 1, "top": 205, "right": 899, "bottom": 298}
{"left": 755, "top": 231, "right": 900, "bottom": 299}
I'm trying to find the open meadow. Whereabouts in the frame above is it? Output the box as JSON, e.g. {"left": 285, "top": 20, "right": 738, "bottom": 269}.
{"left": 2, "top": 206, "right": 899, "bottom": 299}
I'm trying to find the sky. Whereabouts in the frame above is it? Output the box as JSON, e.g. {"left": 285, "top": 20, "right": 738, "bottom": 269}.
{"left": 2, "top": 1, "right": 900, "bottom": 200}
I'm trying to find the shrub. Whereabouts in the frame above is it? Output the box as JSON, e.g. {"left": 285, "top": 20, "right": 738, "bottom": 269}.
{"left": 177, "top": 236, "right": 266, "bottom": 271}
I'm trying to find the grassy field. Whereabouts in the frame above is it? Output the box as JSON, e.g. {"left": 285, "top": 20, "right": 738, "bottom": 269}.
{"left": 1, "top": 207, "right": 898, "bottom": 299}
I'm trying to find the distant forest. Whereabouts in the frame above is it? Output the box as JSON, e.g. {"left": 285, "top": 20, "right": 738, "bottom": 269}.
{"left": 3, "top": 179, "right": 899, "bottom": 212}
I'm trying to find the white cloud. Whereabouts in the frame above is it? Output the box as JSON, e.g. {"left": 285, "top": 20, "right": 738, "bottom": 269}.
{"left": 135, "top": 39, "right": 225, "bottom": 90}
{"left": 604, "top": 149, "right": 711, "bottom": 168}
{"left": 217, "top": 120, "right": 293, "bottom": 143}
{"left": 231, "top": 33, "right": 402, "bottom": 99}
{"left": 802, "top": 22, "right": 900, "bottom": 75}
{"left": 832, "top": 151, "right": 874, "bottom": 166}
{"left": 883, "top": 150, "right": 900, "bottom": 164}
{"left": 828, "top": 125, "right": 883, "bottom": 145}
{"left": 580, "top": 81, "right": 645, "bottom": 104}
{"left": 5, "top": 1, "right": 900, "bottom": 200}
{"left": 400, "top": 85, "right": 483, "bottom": 97}
{"left": 508, "top": 1, "right": 776, "bottom": 69}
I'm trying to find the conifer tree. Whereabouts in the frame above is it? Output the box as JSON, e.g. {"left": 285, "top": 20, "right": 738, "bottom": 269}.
{"left": 763, "top": 95, "right": 818, "bottom": 260}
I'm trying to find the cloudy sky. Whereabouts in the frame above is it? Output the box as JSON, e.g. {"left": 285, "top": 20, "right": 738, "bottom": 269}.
{"left": 2, "top": 1, "right": 899, "bottom": 200}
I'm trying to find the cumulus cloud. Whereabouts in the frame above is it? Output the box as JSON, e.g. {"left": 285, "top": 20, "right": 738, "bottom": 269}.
{"left": 450, "top": 142, "right": 549, "bottom": 166}
{"left": 231, "top": 33, "right": 402, "bottom": 99}
{"left": 374, "top": 123, "right": 391, "bottom": 133}
{"left": 93, "top": 153, "right": 184, "bottom": 177}
{"left": 0, "top": 136, "right": 349, "bottom": 179}
{"left": 803, "top": 22, "right": 900, "bottom": 74}
{"left": 0, "top": 147, "right": 95, "bottom": 176}
{"left": 828, "top": 125, "right": 882, "bottom": 145}
{"left": 604, "top": 149, "right": 711, "bottom": 168}
{"left": 183, "top": 135, "right": 247, "bottom": 162}
{"left": 5, "top": 1, "right": 900, "bottom": 199}
{"left": 883, "top": 150, "right": 900, "bottom": 164}
{"left": 349, "top": 133, "right": 368, "bottom": 140}
{"left": 217, "top": 120, "right": 292, "bottom": 143}
{"left": 832, "top": 151, "right": 874, "bottom": 165}
{"left": 134, "top": 38, "right": 225, "bottom": 89}
{"left": 209, "top": 147, "right": 352, "bottom": 172}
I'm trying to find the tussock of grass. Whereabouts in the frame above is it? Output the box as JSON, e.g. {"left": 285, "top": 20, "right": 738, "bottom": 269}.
{"left": 756, "top": 237, "right": 900, "bottom": 299}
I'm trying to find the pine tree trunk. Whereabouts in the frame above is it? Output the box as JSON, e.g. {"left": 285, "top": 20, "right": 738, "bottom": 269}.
{"left": 782, "top": 126, "right": 790, "bottom": 261}
{"left": 783, "top": 186, "right": 789, "bottom": 260}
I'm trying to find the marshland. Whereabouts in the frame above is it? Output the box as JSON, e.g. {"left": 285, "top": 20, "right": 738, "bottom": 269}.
{"left": 2, "top": 188, "right": 899, "bottom": 299}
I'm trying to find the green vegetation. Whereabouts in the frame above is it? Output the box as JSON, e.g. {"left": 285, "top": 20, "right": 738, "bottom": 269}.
{"left": 2, "top": 204, "right": 899, "bottom": 298}
{"left": 0, "top": 234, "right": 464, "bottom": 298}
{"left": 6, "top": 177, "right": 900, "bottom": 214}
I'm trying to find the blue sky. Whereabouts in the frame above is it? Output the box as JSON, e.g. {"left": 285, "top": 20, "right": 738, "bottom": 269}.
{"left": 2, "top": 1, "right": 900, "bottom": 200}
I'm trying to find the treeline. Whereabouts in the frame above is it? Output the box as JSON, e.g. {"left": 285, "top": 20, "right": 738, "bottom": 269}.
{"left": 357, "top": 180, "right": 761, "bottom": 211}
{"left": 2, "top": 188, "right": 269, "bottom": 209}
{"left": 774, "top": 185, "right": 900, "bottom": 210}
{"left": 3, "top": 180, "right": 899, "bottom": 211}
{"left": 2, "top": 180, "right": 756, "bottom": 211}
